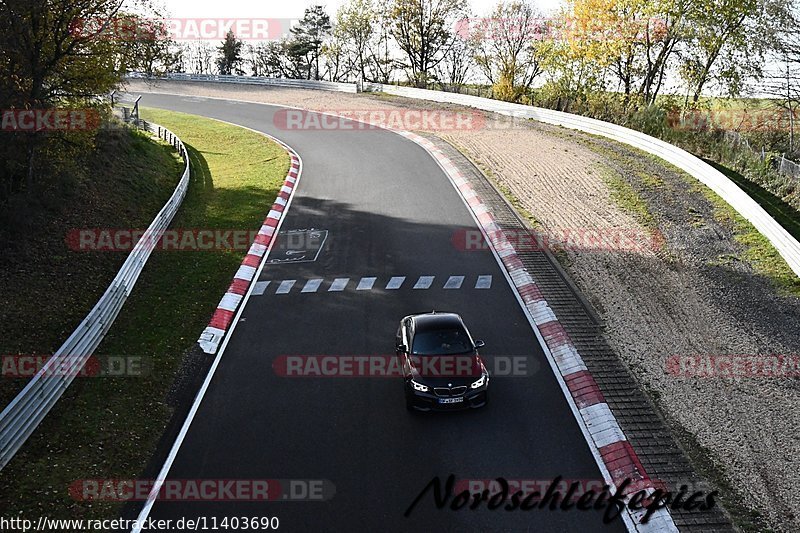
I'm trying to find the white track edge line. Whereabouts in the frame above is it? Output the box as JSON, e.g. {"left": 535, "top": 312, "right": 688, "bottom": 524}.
{"left": 131, "top": 129, "right": 303, "bottom": 533}
{"left": 412, "top": 137, "right": 650, "bottom": 533}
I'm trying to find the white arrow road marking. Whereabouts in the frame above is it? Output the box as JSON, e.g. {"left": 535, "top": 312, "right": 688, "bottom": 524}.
{"left": 301, "top": 279, "right": 323, "bottom": 293}
{"left": 444, "top": 276, "right": 464, "bottom": 289}
{"left": 275, "top": 280, "right": 296, "bottom": 294}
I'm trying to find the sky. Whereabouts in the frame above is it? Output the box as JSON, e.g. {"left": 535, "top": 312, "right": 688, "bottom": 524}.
{"left": 151, "top": 0, "right": 777, "bottom": 96}
{"left": 156, "top": 0, "right": 564, "bottom": 19}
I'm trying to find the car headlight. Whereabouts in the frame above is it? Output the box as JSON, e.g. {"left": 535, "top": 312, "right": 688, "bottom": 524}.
{"left": 471, "top": 374, "right": 488, "bottom": 389}
{"left": 411, "top": 379, "right": 428, "bottom": 392}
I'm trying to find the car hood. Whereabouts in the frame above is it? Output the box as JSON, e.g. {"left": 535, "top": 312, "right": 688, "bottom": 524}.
{"left": 409, "top": 353, "right": 485, "bottom": 385}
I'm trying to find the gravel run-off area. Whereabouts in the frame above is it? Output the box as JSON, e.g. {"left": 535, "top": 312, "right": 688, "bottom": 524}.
{"left": 127, "top": 80, "right": 800, "bottom": 531}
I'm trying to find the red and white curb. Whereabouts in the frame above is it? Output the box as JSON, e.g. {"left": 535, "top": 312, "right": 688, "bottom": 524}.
{"left": 197, "top": 142, "right": 302, "bottom": 355}
{"left": 399, "top": 131, "right": 678, "bottom": 533}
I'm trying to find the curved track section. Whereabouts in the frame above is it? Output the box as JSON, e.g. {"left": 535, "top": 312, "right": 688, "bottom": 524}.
{"left": 136, "top": 94, "right": 626, "bottom": 532}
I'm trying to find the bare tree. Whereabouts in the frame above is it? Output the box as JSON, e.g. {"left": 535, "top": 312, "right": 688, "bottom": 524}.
{"left": 472, "top": 0, "right": 544, "bottom": 101}
{"left": 334, "top": 0, "right": 376, "bottom": 82}
{"left": 636, "top": 0, "right": 695, "bottom": 105}
{"left": 390, "top": 0, "right": 469, "bottom": 87}
{"left": 179, "top": 41, "right": 217, "bottom": 74}
{"left": 321, "top": 34, "right": 354, "bottom": 81}
{"left": 366, "top": 4, "right": 397, "bottom": 83}
{"left": 435, "top": 34, "right": 474, "bottom": 91}
{"left": 760, "top": 8, "right": 800, "bottom": 152}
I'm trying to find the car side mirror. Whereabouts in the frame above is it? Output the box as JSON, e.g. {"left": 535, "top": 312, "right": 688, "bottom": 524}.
{"left": 396, "top": 344, "right": 407, "bottom": 353}
{"left": 474, "top": 340, "right": 485, "bottom": 349}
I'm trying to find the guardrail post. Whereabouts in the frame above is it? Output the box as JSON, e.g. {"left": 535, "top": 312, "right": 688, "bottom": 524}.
{"left": 133, "top": 95, "right": 142, "bottom": 124}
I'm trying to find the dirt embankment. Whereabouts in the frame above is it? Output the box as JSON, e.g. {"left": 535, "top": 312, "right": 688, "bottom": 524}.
{"left": 127, "top": 80, "right": 800, "bottom": 531}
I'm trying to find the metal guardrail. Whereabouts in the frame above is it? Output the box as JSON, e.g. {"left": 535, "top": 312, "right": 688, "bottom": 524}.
{"left": 0, "top": 113, "right": 191, "bottom": 471}
{"left": 150, "top": 73, "right": 359, "bottom": 93}
{"left": 363, "top": 82, "right": 800, "bottom": 278}
{"left": 140, "top": 72, "right": 800, "bottom": 275}
{"left": 142, "top": 71, "right": 800, "bottom": 275}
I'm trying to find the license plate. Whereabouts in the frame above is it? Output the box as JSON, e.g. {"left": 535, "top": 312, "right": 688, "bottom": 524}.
{"left": 439, "top": 397, "right": 464, "bottom": 404}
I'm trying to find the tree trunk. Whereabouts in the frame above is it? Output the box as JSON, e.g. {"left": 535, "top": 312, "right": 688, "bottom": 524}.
{"left": 692, "top": 79, "right": 706, "bottom": 104}
{"left": 26, "top": 140, "right": 35, "bottom": 192}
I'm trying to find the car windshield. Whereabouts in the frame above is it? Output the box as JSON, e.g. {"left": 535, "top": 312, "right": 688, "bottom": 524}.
{"left": 411, "top": 328, "right": 473, "bottom": 355}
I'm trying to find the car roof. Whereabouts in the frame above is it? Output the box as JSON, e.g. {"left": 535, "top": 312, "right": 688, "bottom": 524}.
{"left": 410, "top": 312, "right": 464, "bottom": 332}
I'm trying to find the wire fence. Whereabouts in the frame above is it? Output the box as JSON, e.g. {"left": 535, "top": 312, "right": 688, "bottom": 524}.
{"left": 723, "top": 130, "right": 800, "bottom": 181}
{"left": 780, "top": 153, "right": 800, "bottom": 178}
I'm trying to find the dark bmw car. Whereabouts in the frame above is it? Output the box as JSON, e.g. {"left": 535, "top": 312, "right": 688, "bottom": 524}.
{"left": 396, "top": 312, "right": 489, "bottom": 411}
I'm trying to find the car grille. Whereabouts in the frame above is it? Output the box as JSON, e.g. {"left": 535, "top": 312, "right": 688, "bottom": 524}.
{"left": 434, "top": 386, "right": 467, "bottom": 397}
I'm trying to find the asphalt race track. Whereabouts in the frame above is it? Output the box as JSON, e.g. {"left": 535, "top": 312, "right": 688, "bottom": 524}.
{"left": 137, "top": 93, "right": 627, "bottom": 532}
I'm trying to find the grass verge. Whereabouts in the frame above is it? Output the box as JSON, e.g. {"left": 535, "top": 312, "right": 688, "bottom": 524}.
{"left": 702, "top": 159, "right": 800, "bottom": 242}
{"left": 593, "top": 162, "right": 657, "bottom": 229}
{"left": 560, "top": 127, "right": 800, "bottom": 296}
{"left": 0, "top": 127, "right": 182, "bottom": 406}
{"left": 0, "top": 108, "right": 289, "bottom": 519}
{"left": 684, "top": 169, "right": 800, "bottom": 296}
